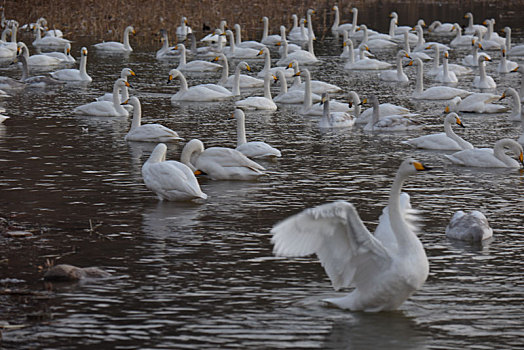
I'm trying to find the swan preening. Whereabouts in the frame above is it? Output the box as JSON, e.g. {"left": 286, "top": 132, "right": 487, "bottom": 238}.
{"left": 142, "top": 143, "right": 207, "bottom": 201}
{"left": 271, "top": 158, "right": 431, "bottom": 312}
{"left": 446, "top": 210, "right": 493, "bottom": 242}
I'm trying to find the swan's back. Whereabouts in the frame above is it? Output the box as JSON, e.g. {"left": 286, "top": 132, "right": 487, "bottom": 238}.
{"left": 446, "top": 210, "right": 493, "bottom": 241}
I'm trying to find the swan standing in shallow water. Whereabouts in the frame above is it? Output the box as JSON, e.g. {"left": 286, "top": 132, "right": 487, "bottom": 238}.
{"left": 410, "top": 58, "right": 471, "bottom": 100}
{"left": 499, "top": 88, "right": 522, "bottom": 121}
{"left": 235, "top": 73, "right": 277, "bottom": 111}
{"left": 124, "top": 97, "right": 183, "bottom": 143}
{"left": 318, "top": 93, "right": 355, "bottom": 129}
{"left": 167, "top": 68, "right": 232, "bottom": 102}
{"left": 93, "top": 25, "right": 135, "bottom": 52}
{"left": 142, "top": 143, "right": 207, "bottom": 201}
{"left": 50, "top": 47, "right": 92, "bottom": 82}
{"left": 180, "top": 139, "right": 265, "bottom": 181}
{"left": 73, "top": 78, "right": 130, "bottom": 117}
{"left": 446, "top": 211, "right": 493, "bottom": 242}
{"left": 232, "top": 109, "right": 281, "bottom": 159}
{"left": 271, "top": 158, "right": 431, "bottom": 312}
{"left": 445, "top": 138, "right": 524, "bottom": 168}
{"left": 404, "top": 113, "right": 473, "bottom": 150}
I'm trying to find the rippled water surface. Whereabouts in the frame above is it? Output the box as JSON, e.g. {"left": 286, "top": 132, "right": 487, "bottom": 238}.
{"left": 1, "top": 5, "right": 524, "bottom": 349}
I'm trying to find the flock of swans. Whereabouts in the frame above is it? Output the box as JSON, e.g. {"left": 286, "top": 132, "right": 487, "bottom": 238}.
{"left": 1, "top": 6, "right": 523, "bottom": 313}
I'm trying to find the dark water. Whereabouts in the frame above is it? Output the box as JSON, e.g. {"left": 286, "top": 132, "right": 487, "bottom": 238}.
{"left": 1, "top": 4, "right": 524, "bottom": 349}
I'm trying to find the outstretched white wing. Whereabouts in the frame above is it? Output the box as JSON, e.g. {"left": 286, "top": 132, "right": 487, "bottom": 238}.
{"left": 271, "top": 200, "right": 392, "bottom": 291}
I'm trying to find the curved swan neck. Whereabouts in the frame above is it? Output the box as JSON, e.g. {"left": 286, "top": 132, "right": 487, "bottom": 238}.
{"left": 507, "top": 89, "right": 522, "bottom": 117}
{"left": 79, "top": 51, "right": 88, "bottom": 78}
{"left": 262, "top": 48, "right": 271, "bottom": 71}
{"left": 349, "top": 92, "right": 361, "bottom": 117}
{"left": 433, "top": 45, "right": 440, "bottom": 68}
{"left": 19, "top": 54, "right": 29, "bottom": 81}
{"left": 416, "top": 26, "right": 424, "bottom": 46}
{"left": 178, "top": 72, "right": 188, "bottom": 92}
{"left": 112, "top": 81, "right": 126, "bottom": 114}
{"left": 478, "top": 59, "right": 487, "bottom": 81}
{"left": 235, "top": 111, "right": 247, "bottom": 146}
{"left": 371, "top": 97, "right": 380, "bottom": 128}
{"left": 307, "top": 24, "right": 315, "bottom": 55}
{"left": 346, "top": 40, "right": 354, "bottom": 63}
{"left": 403, "top": 32, "right": 411, "bottom": 54}
{"left": 504, "top": 27, "right": 511, "bottom": 50}
{"left": 181, "top": 140, "right": 204, "bottom": 171}
{"left": 444, "top": 115, "right": 468, "bottom": 149}
{"left": 148, "top": 144, "right": 167, "bottom": 164}
{"left": 129, "top": 99, "right": 142, "bottom": 130}
{"left": 332, "top": 7, "right": 340, "bottom": 30}
{"left": 277, "top": 70, "right": 287, "bottom": 94}
{"left": 227, "top": 31, "right": 236, "bottom": 51}
{"left": 443, "top": 55, "right": 449, "bottom": 75}
{"left": 493, "top": 139, "right": 521, "bottom": 166}
{"left": 389, "top": 18, "right": 396, "bottom": 37}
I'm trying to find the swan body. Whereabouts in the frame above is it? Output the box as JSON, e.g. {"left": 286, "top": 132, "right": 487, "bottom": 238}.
{"left": 428, "top": 21, "right": 455, "bottom": 35}
{"left": 427, "top": 44, "right": 472, "bottom": 76}
{"left": 345, "top": 49, "right": 392, "bottom": 70}
{"left": 499, "top": 88, "right": 522, "bottom": 121}
{"left": 445, "top": 94, "right": 508, "bottom": 114}
{"left": 93, "top": 26, "right": 135, "bottom": 52}
{"left": 50, "top": 47, "right": 92, "bottom": 82}
{"left": 274, "top": 70, "right": 320, "bottom": 104}
{"left": 124, "top": 97, "right": 182, "bottom": 143}
{"left": 271, "top": 158, "right": 430, "bottom": 312}
{"left": 404, "top": 113, "right": 473, "bottom": 150}
{"left": 181, "top": 139, "right": 265, "bottom": 181}
{"left": 142, "top": 143, "right": 207, "bottom": 201}
{"left": 234, "top": 24, "right": 266, "bottom": 50}
{"left": 42, "top": 43, "right": 76, "bottom": 63}
{"left": 96, "top": 68, "right": 135, "bottom": 103}
{"left": 174, "top": 44, "right": 221, "bottom": 72}
{"left": 223, "top": 30, "right": 261, "bottom": 59}
{"left": 214, "top": 55, "right": 263, "bottom": 89}
{"left": 276, "top": 22, "right": 318, "bottom": 66}
{"left": 445, "top": 138, "right": 524, "bottom": 168}
{"left": 358, "top": 24, "right": 397, "bottom": 50}
{"left": 17, "top": 42, "right": 61, "bottom": 66}
{"left": 379, "top": 50, "right": 410, "bottom": 82}
{"left": 299, "top": 71, "right": 352, "bottom": 116}
{"left": 32, "top": 24, "right": 70, "bottom": 49}
{"left": 363, "top": 95, "right": 422, "bottom": 131}
{"left": 445, "top": 211, "right": 493, "bottom": 242}
{"left": 233, "top": 109, "right": 281, "bottom": 159}
{"left": 410, "top": 58, "right": 471, "bottom": 100}
{"left": 288, "top": 60, "right": 341, "bottom": 94}
{"left": 319, "top": 93, "right": 355, "bottom": 128}
{"left": 168, "top": 68, "right": 232, "bottom": 102}
{"left": 472, "top": 54, "right": 496, "bottom": 89}
{"left": 435, "top": 51, "right": 458, "bottom": 83}
{"left": 356, "top": 103, "right": 411, "bottom": 125}
{"left": 74, "top": 78, "right": 130, "bottom": 117}
{"left": 413, "top": 25, "right": 450, "bottom": 52}
{"left": 464, "top": 12, "right": 487, "bottom": 36}
{"left": 176, "top": 16, "right": 192, "bottom": 41}
{"left": 497, "top": 47, "right": 518, "bottom": 73}
{"left": 0, "top": 76, "right": 25, "bottom": 90}
{"left": 235, "top": 73, "right": 277, "bottom": 110}
{"left": 449, "top": 24, "right": 478, "bottom": 47}
{"left": 156, "top": 29, "right": 178, "bottom": 59}
{"left": 261, "top": 16, "right": 281, "bottom": 45}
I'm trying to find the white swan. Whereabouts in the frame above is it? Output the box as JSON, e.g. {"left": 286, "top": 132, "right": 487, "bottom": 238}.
{"left": 445, "top": 138, "right": 524, "bottom": 168}
{"left": 450, "top": 24, "right": 477, "bottom": 47}
{"left": 124, "top": 97, "right": 182, "bottom": 142}
{"left": 176, "top": 16, "right": 192, "bottom": 42}
{"left": 174, "top": 43, "right": 221, "bottom": 72}
{"left": 356, "top": 98, "right": 412, "bottom": 125}
{"left": 482, "top": 19, "right": 505, "bottom": 46}
{"left": 464, "top": 12, "right": 487, "bottom": 36}
{"left": 223, "top": 30, "right": 260, "bottom": 59}
{"left": 499, "top": 88, "right": 522, "bottom": 121}
{"left": 93, "top": 25, "right": 135, "bottom": 52}
{"left": 497, "top": 47, "right": 518, "bottom": 73}
{"left": 256, "top": 46, "right": 294, "bottom": 79}
{"left": 477, "top": 24, "right": 503, "bottom": 51}
{"left": 461, "top": 39, "right": 483, "bottom": 66}
{"left": 232, "top": 109, "right": 281, "bottom": 159}
{"left": 363, "top": 95, "right": 422, "bottom": 131}
{"left": 277, "top": 26, "right": 301, "bottom": 55}
{"left": 345, "top": 47, "right": 392, "bottom": 70}
{"left": 167, "top": 68, "right": 232, "bottom": 102}
{"left": 472, "top": 54, "right": 496, "bottom": 89}
{"left": 404, "top": 113, "right": 473, "bottom": 150}
{"left": 73, "top": 78, "right": 130, "bottom": 117}
{"left": 260, "top": 16, "right": 281, "bottom": 45}
{"left": 42, "top": 43, "right": 76, "bottom": 63}
{"left": 379, "top": 49, "right": 410, "bottom": 82}
{"left": 426, "top": 44, "right": 472, "bottom": 76}
{"left": 413, "top": 24, "right": 450, "bottom": 52}
{"left": 435, "top": 51, "right": 458, "bottom": 84}
{"left": 340, "top": 35, "right": 360, "bottom": 60}
{"left": 142, "top": 143, "right": 207, "bottom": 201}
{"left": 506, "top": 26, "right": 524, "bottom": 57}
{"left": 402, "top": 31, "right": 431, "bottom": 61}
{"left": 96, "top": 68, "right": 135, "bottom": 102}
{"left": 234, "top": 23, "right": 265, "bottom": 50}
{"left": 288, "top": 60, "right": 341, "bottom": 94}
{"left": 298, "top": 69, "right": 351, "bottom": 115}
{"left": 319, "top": 93, "right": 355, "bottom": 129}
{"left": 32, "top": 24, "right": 70, "bottom": 49}
{"left": 410, "top": 58, "right": 471, "bottom": 100}
{"left": 271, "top": 158, "right": 430, "bottom": 312}
{"left": 445, "top": 210, "right": 493, "bottom": 242}
{"left": 288, "top": 18, "right": 308, "bottom": 42}
{"left": 0, "top": 114, "right": 8, "bottom": 123}
{"left": 214, "top": 55, "right": 263, "bottom": 89}
{"left": 428, "top": 20, "right": 455, "bottom": 35}
{"left": 180, "top": 139, "right": 265, "bottom": 181}
{"left": 235, "top": 73, "right": 277, "bottom": 111}
{"left": 445, "top": 94, "right": 508, "bottom": 114}
{"left": 15, "top": 51, "right": 65, "bottom": 86}
{"left": 276, "top": 23, "right": 318, "bottom": 66}
{"left": 357, "top": 24, "right": 397, "bottom": 50}
{"left": 50, "top": 47, "right": 92, "bottom": 82}
{"left": 388, "top": 18, "right": 418, "bottom": 44}
{"left": 16, "top": 42, "right": 61, "bottom": 67}
{"left": 331, "top": 5, "right": 356, "bottom": 35}
{"left": 274, "top": 70, "right": 320, "bottom": 104}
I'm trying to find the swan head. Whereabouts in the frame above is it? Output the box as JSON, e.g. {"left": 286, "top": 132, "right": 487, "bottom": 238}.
{"left": 464, "top": 12, "right": 472, "bottom": 19}
{"left": 173, "top": 43, "right": 186, "bottom": 51}
{"left": 116, "top": 78, "right": 131, "bottom": 89}
{"left": 232, "top": 108, "right": 245, "bottom": 121}
{"left": 499, "top": 88, "right": 517, "bottom": 101}
{"left": 389, "top": 11, "right": 398, "bottom": 19}
{"left": 478, "top": 53, "right": 492, "bottom": 63}
{"left": 445, "top": 97, "right": 461, "bottom": 112}
{"left": 238, "top": 61, "right": 251, "bottom": 71}
{"left": 496, "top": 139, "right": 524, "bottom": 166}
{"left": 121, "top": 96, "right": 139, "bottom": 108}
{"left": 398, "top": 50, "right": 411, "bottom": 59}
{"left": 121, "top": 68, "right": 136, "bottom": 78}
{"left": 126, "top": 26, "right": 136, "bottom": 35}
{"left": 307, "top": 9, "right": 316, "bottom": 15}
{"left": 400, "top": 158, "right": 432, "bottom": 176}
{"left": 167, "top": 69, "right": 182, "bottom": 84}
{"left": 257, "top": 47, "right": 268, "bottom": 56}
{"left": 444, "top": 112, "right": 465, "bottom": 128}
{"left": 81, "top": 47, "right": 88, "bottom": 56}
{"left": 332, "top": 5, "right": 338, "bottom": 11}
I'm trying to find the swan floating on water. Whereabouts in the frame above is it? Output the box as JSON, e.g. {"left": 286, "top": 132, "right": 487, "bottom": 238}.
{"left": 499, "top": 88, "right": 522, "bottom": 121}
{"left": 50, "top": 47, "right": 92, "bottom": 82}
{"left": 318, "top": 93, "right": 355, "bottom": 129}
{"left": 445, "top": 94, "right": 508, "bottom": 114}
{"left": 167, "top": 68, "right": 232, "bottom": 102}
{"left": 445, "top": 210, "right": 493, "bottom": 242}
{"left": 93, "top": 25, "right": 135, "bottom": 52}
{"left": 142, "top": 143, "right": 207, "bottom": 201}
{"left": 235, "top": 73, "right": 277, "bottom": 111}
{"left": 271, "top": 158, "right": 431, "bottom": 312}
{"left": 445, "top": 138, "right": 524, "bottom": 168}
{"left": 232, "top": 109, "right": 281, "bottom": 159}
{"left": 73, "top": 78, "right": 130, "bottom": 117}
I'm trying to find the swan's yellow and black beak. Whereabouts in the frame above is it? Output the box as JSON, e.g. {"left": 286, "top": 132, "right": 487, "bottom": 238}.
{"left": 519, "top": 152, "right": 524, "bottom": 167}
{"left": 129, "top": 70, "right": 136, "bottom": 76}
{"left": 257, "top": 49, "right": 264, "bottom": 56}
{"left": 512, "top": 66, "right": 520, "bottom": 73}
{"left": 287, "top": 62, "right": 293, "bottom": 69}
{"left": 211, "top": 56, "right": 219, "bottom": 62}
{"left": 404, "top": 60, "right": 414, "bottom": 68}
{"left": 275, "top": 41, "right": 282, "bottom": 46}
{"left": 413, "top": 161, "right": 431, "bottom": 171}
{"left": 358, "top": 98, "right": 368, "bottom": 106}
{"left": 455, "top": 116, "right": 465, "bottom": 128}
{"left": 194, "top": 169, "right": 207, "bottom": 176}
{"left": 121, "top": 99, "right": 129, "bottom": 105}
{"left": 132, "top": 29, "right": 136, "bottom": 35}
{"left": 319, "top": 95, "right": 326, "bottom": 105}
{"left": 124, "top": 81, "right": 131, "bottom": 88}
{"left": 245, "top": 63, "right": 251, "bottom": 72}
{"left": 67, "top": 47, "right": 71, "bottom": 54}
{"left": 444, "top": 105, "right": 451, "bottom": 113}
{"left": 272, "top": 75, "right": 278, "bottom": 83}
{"left": 499, "top": 92, "right": 506, "bottom": 101}
{"left": 167, "top": 74, "right": 173, "bottom": 84}
{"left": 293, "top": 71, "right": 301, "bottom": 77}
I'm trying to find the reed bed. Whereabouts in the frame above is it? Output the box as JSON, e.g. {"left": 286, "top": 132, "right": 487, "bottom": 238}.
{"left": 3, "top": 0, "right": 521, "bottom": 47}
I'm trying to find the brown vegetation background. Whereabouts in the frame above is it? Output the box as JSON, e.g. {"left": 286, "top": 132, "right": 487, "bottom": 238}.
{"left": 3, "top": 0, "right": 523, "bottom": 46}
